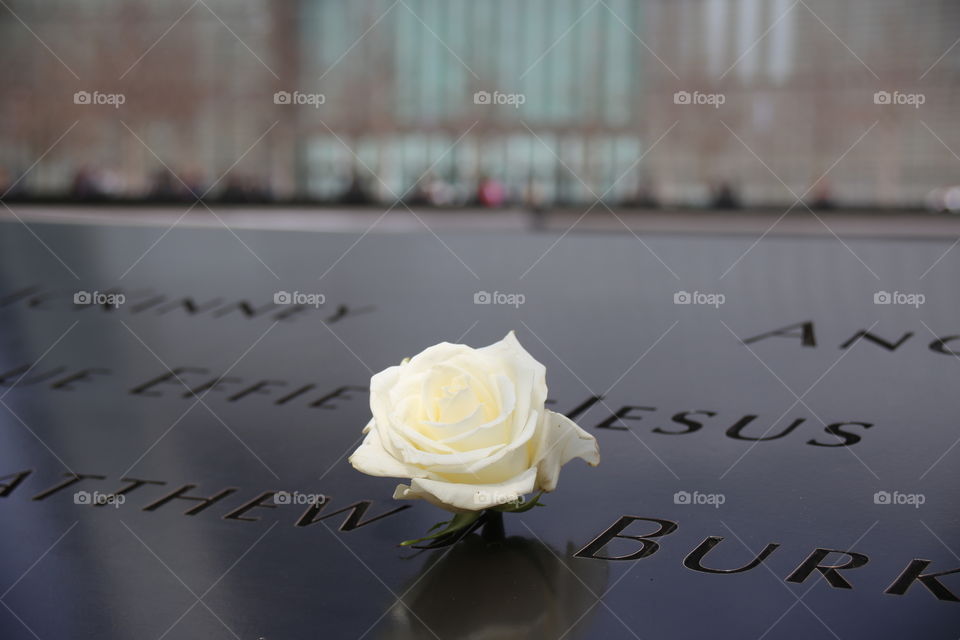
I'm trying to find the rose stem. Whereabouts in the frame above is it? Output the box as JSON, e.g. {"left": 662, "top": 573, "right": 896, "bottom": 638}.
{"left": 481, "top": 510, "right": 505, "bottom": 542}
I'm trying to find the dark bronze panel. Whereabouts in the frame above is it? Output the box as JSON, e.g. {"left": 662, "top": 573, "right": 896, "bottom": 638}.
{"left": 0, "top": 220, "right": 957, "bottom": 638}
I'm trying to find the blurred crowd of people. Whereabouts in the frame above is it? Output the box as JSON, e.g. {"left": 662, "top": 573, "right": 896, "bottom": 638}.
{"left": 56, "top": 167, "right": 275, "bottom": 203}
{"left": 0, "top": 163, "right": 826, "bottom": 211}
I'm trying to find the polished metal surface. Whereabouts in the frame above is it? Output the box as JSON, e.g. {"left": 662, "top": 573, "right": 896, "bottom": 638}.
{"left": 0, "top": 220, "right": 957, "bottom": 638}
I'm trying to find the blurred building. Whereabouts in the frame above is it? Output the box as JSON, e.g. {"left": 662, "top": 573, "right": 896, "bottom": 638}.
{"left": 0, "top": 0, "right": 958, "bottom": 207}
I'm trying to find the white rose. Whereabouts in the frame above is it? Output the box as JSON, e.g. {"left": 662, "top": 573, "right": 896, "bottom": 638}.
{"left": 349, "top": 332, "right": 600, "bottom": 512}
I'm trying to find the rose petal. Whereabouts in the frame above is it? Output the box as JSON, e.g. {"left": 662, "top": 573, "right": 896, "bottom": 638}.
{"left": 475, "top": 331, "right": 547, "bottom": 439}
{"left": 455, "top": 409, "right": 538, "bottom": 481}
{"left": 392, "top": 466, "right": 538, "bottom": 512}
{"left": 382, "top": 424, "right": 509, "bottom": 471}
{"left": 533, "top": 410, "right": 600, "bottom": 492}
{"left": 404, "top": 342, "right": 477, "bottom": 372}
{"left": 349, "top": 423, "right": 437, "bottom": 480}
{"left": 418, "top": 364, "right": 481, "bottom": 423}
{"left": 386, "top": 395, "right": 459, "bottom": 454}
{"left": 432, "top": 375, "right": 516, "bottom": 449}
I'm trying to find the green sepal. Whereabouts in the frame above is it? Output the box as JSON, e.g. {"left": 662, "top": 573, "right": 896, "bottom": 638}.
{"left": 399, "top": 511, "right": 483, "bottom": 546}
{"left": 493, "top": 491, "right": 546, "bottom": 513}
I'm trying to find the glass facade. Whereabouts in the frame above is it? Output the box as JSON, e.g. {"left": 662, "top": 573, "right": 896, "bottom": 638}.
{"left": 298, "top": 0, "right": 646, "bottom": 201}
